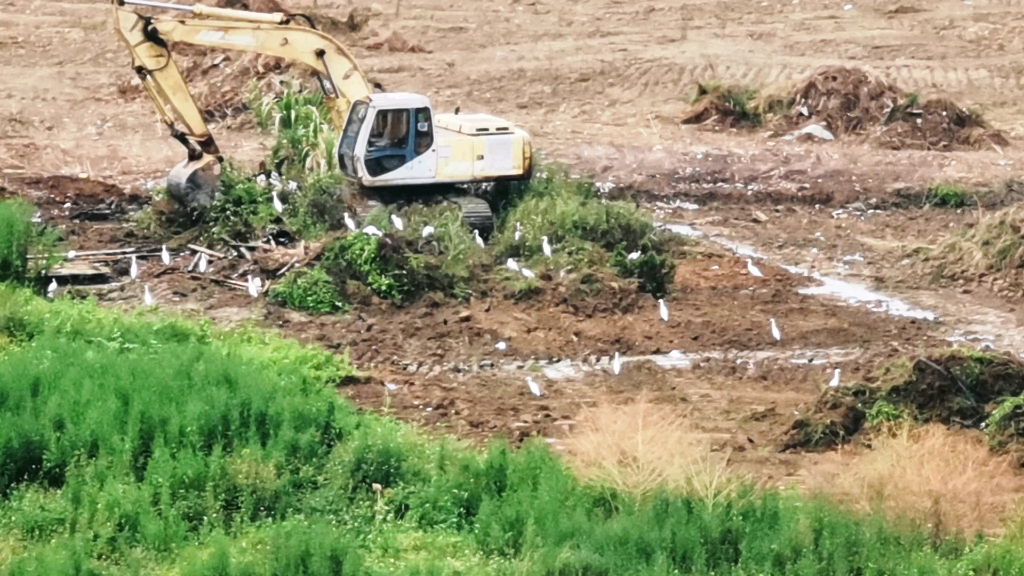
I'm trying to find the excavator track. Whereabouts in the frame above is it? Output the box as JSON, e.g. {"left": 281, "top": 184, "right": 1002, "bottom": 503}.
{"left": 445, "top": 194, "right": 494, "bottom": 236}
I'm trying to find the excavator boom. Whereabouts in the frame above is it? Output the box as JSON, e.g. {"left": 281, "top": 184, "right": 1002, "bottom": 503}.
{"left": 112, "top": 0, "right": 371, "bottom": 206}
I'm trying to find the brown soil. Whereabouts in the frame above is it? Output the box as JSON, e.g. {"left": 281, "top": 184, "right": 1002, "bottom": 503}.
{"left": 6, "top": 0, "right": 1024, "bottom": 488}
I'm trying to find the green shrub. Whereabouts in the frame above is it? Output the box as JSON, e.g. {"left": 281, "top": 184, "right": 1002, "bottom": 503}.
{"left": 926, "top": 184, "right": 972, "bottom": 208}
{"left": 322, "top": 232, "right": 407, "bottom": 301}
{"left": 270, "top": 267, "right": 347, "bottom": 314}
{"left": 611, "top": 249, "right": 675, "bottom": 299}
{"left": 0, "top": 199, "right": 57, "bottom": 287}
{"left": 206, "top": 163, "right": 279, "bottom": 239}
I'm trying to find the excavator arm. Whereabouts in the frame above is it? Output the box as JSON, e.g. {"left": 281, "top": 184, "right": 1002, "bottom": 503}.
{"left": 112, "top": 0, "right": 372, "bottom": 207}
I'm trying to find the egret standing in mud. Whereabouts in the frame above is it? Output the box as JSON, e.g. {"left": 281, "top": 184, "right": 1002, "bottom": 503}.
{"left": 770, "top": 318, "right": 781, "bottom": 342}
{"left": 541, "top": 236, "right": 552, "bottom": 258}
{"left": 828, "top": 368, "right": 841, "bottom": 388}
{"left": 421, "top": 225, "right": 435, "bottom": 239}
{"left": 658, "top": 298, "right": 669, "bottom": 322}
{"left": 198, "top": 252, "right": 209, "bottom": 274}
{"left": 506, "top": 258, "right": 520, "bottom": 272}
{"left": 161, "top": 245, "right": 171, "bottom": 266}
{"left": 46, "top": 278, "right": 57, "bottom": 299}
{"left": 514, "top": 222, "right": 522, "bottom": 242}
{"left": 521, "top": 267, "right": 536, "bottom": 279}
{"left": 143, "top": 285, "right": 154, "bottom": 306}
{"left": 612, "top": 352, "right": 622, "bottom": 375}
{"left": 746, "top": 258, "right": 763, "bottom": 278}
{"left": 526, "top": 376, "right": 543, "bottom": 397}
{"left": 272, "top": 190, "right": 284, "bottom": 214}
{"left": 246, "top": 275, "right": 260, "bottom": 298}
{"left": 344, "top": 212, "right": 357, "bottom": 232}
{"left": 473, "top": 229, "right": 486, "bottom": 249}
{"left": 495, "top": 341, "right": 508, "bottom": 351}
{"left": 129, "top": 255, "right": 139, "bottom": 281}
{"left": 390, "top": 213, "right": 404, "bottom": 231}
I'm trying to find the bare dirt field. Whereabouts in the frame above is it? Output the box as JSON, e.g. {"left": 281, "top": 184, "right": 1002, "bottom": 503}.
{"left": 3, "top": 0, "right": 1024, "bottom": 487}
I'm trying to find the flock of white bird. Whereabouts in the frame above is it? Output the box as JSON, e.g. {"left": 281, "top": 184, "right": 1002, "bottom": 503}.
{"left": 46, "top": 178, "right": 842, "bottom": 397}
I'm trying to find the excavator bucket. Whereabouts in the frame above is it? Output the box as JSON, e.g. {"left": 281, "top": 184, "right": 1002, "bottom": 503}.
{"left": 166, "top": 154, "right": 222, "bottom": 209}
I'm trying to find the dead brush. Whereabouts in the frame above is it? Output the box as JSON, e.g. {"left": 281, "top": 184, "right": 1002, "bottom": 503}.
{"left": 566, "top": 394, "right": 744, "bottom": 505}
{"left": 819, "top": 424, "right": 1024, "bottom": 538}
{"left": 930, "top": 204, "right": 1024, "bottom": 281}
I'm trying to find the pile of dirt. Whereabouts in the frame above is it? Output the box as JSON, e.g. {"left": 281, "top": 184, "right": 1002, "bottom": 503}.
{"left": 116, "top": 0, "right": 371, "bottom": 125}
{"left": 786, "top": 66, "right": 902, "bottom": 137}
{"left": 679, "top": 66, "right": 1009, "bottom": 151}
{"left": 783, "top": 350, "right": 1024, "bottom": 452}
{"left": 366, "top": 31, "right": 431, "bottom": 54}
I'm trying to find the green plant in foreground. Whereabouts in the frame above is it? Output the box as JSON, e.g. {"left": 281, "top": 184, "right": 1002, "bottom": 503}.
{"left": 5, "top": 286, "right": 1024, "bottom": 574}
{"left": 866, "top": 399, "right": 907, "bottom": 428}
{"left": 270, "top": 267, "right": 348, "bottom": 314}
{"left": 926, "top": 183, "right": 972, "bottom": 208}
{"left": 0, "top": 199, "right": 58, "bottom": 287}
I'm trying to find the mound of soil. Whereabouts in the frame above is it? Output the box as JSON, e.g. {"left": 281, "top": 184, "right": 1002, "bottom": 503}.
{"left": 783, "top": 351, "right": 1024, "bottom": 452}
{"left": 680, "top": 66, "right": 1009, "bottom": 151}
{"left": 788, "top": 66, "right": 902, "bottom": 136}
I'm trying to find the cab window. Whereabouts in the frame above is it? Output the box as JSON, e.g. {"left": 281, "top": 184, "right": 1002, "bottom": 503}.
{"left": 368, "top": 109, "right": 410, "bottom": 150}
{"left": 414, "top": 107, "right": 433, "bottom": 155}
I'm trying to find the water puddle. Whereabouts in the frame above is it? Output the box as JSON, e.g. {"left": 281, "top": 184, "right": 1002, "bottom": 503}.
{"left": 661, "top": 222, "right": 938, "bottom": 322}
{"left": 536, "top": 347, "right": 859, "bottom": 381}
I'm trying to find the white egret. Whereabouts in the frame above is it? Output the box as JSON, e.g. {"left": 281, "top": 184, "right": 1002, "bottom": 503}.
{"left": 612, "top": 352, "right": 622, "bottom": 375}
{"left": 658, "top": 298, "right": 669, "bottom": 322}
{"left": 514, "top": 222, "right": 522, "bottom": 242}
{"left": 143, "top": 285, "right": 154, "bottom": 306}
{"left": 46, "top": 278, "right": 57, "bottom": 299}
{"left": 506, "top": 258, "right": 520, "bottom": 272}
{"left": 627, "top": 251, "right": 641, "bottom": 261}
{"left": 344, "top": 212, "right": 357, "bottom": 232}
{"left": 526, "top": 376, "right": 543, "bottom": 397}
{"left": 246, "top": 275, "right": 260, "bottom": 298}
{"left": 541, "top": 236, "right": 552, "bottom": 258}
{"left": 828, "top": 368, "right": 841, "bottom": 388}
{"left": 198, "top": 252, "right": 209, "bottom": 274}
{"left": 129, "top": 255, "right": 139, "bottom": 281}
{"left": 384, "top": 382, "right": 399, "bottom": 391}
{"left": 272, "top": 190, "right": 284, "bottom": 214}
{"left": 746, "top": 258, "right": 763, "bottom": 278}
{"left": 473, "top": 229, "right": 485, "bottom": 249}
{"left": 770, "top": 318, "right": 781, "bottom": 342}
{"left": 362, "top": 225, "right": 383, "bottom": 237}
{"left": 495, "top": 341, "right": 508, "bottom": 351}
{"left": 66, "top": 250, "right": 76, "bottom": 260}
{"left": 421, "top": 225, "right": 435, "bottom": 239}
{"left": 390, "top": 213, "right": 404, "bottom": 231}
{"left": 521, "top": 267, "right": 536, "bottom": 279}
{"left": 161, "top": 245, "right": 171, "bottom": 266}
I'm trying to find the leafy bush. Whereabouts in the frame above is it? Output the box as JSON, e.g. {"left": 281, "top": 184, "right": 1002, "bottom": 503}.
{"left": 206, "top": 162, "right": 279, "bottom": 239}
{"left": 926, "top": 184, "right": 972, "bottom": 208}
{"left": 0, "top": 199, "right": 57, "bottom": 286}
{"left": 322, "top": 232, "right": 407, "bottom": 301}
{"left": 611, "top": 249, "right": 675, "bottom": 299}
{"left": 270, "top": 267, "right": 347, "bottom": 314}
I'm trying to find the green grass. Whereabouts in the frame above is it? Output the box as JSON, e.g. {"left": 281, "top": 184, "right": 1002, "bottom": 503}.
{"left": 7, "top": 287, "right": 1024, "bottom": 573}
{"left": 0, "top": 200, "right": 58, "bottom": 287}
{"left": 269, "top": 267, "right": 348, "bottom": 314}
{"left": 925, "top": 184, "right": 972, "bottom": 208}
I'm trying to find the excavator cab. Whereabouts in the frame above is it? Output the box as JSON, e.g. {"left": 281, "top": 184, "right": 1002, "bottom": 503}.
{"left": 337, "top": 93, "right": 439, "bottom": 185}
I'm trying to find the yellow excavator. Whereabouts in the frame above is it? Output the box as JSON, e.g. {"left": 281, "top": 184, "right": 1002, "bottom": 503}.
{"left": 112, "top": 0, "right": 532, "bottom": 229}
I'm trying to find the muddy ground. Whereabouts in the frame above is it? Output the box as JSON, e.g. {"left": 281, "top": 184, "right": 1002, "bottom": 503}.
{"left": 3, "top": 0, "right": 1024, "bottom": 485}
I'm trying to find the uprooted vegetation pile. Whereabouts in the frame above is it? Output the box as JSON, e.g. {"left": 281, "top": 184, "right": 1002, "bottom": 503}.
{"left": 143, "top": 84, "right": 683, "bottom": 314}
{"left": 681, "top": 66, "right": 1008, "bottom": 151}
{"left": 924, "top": 200, "right": 1024, "bottom": 296}
{"left": 784, "top": 350, "right": 1024, "bottom": 454}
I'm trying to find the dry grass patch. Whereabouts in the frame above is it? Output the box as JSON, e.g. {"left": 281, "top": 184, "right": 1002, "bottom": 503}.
{"left": 819, "top": 424, "right": 1024, "bottom": 538}
{"left": 566, "top": 395, "right": 744, "bottom": 504}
